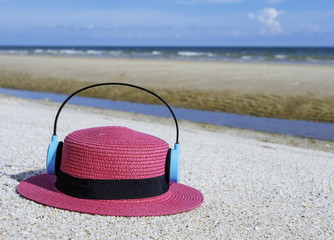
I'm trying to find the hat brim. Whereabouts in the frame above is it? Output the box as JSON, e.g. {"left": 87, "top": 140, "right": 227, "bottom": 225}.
{"left": 17, "top": 174, "right": 204, "bottom": 217}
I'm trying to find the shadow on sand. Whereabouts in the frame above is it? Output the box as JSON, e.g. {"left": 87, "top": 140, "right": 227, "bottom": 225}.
{"left": 9, "top": 169, "right": 45, "bottom": 182}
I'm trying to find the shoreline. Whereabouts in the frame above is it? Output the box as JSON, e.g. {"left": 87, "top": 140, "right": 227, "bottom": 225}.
{"left": 2, "top": 93, "right": 334, "bottom": 153}
{"left": 0, "top": 54, "right": 334, "bottom": 123}
{"left": 1, "top": 88, "right": 334, "bottom": 142}
{"left": 3, "top": 53, "right": 334, "bottom": 67}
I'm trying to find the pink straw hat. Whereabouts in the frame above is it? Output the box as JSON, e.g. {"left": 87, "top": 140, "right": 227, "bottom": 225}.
{"left": 18, "top": 126, "right": 204, "bottom": 216}
{"left": 18, "top": 83, "right": 204, "bottom": 216}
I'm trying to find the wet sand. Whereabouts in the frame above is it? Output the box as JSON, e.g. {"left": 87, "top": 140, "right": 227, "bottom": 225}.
{"left": 0, "top": 55, "right": 334, "bottom": 122}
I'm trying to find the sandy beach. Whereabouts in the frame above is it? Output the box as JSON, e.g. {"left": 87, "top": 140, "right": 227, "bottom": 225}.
{"left": 1, "top": 94, "right": 333, "bottom": 238}
{"left": 1, "top": 55, "right": 334, "bottom": 123}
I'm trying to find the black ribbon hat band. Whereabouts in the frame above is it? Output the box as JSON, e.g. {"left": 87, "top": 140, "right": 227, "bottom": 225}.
{"left": 55, "top": 149, "right": 172, "bottom": 200}
{"left": 55, "top": 170, "right": 170, "bottom": 200}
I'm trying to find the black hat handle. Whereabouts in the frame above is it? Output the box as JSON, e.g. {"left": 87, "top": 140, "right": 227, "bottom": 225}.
{"left": 53, "top": 82, "right": 179, "bottom": 143}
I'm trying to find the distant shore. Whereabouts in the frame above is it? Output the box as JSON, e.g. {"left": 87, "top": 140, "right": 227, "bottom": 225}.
{"left": 0, "top": 54, "right": 334, "bottom": 122}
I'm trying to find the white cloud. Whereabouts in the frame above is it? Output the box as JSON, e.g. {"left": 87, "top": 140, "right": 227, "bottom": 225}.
{"left": 248, "top": 8, "right": 284, "bottom": 35}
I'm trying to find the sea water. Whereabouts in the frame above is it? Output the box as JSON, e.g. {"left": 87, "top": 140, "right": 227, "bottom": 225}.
{"left": 1, "top": 46, "right": 334, "bottom": 65}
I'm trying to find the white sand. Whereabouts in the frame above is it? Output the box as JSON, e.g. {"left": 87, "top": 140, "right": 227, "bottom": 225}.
{"left": 1, "top": 94, "right": 333, "bottom": 239}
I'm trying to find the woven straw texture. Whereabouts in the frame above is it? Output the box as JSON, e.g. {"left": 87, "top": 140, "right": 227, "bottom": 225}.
{"left": 61, "top": 126, "right": 169, "bottom": 180}
{"left": 18, "top": 174, "right": 204, "bottom": 216}
{"left": 17, "top": 126, "right": 204, "bottom": 216}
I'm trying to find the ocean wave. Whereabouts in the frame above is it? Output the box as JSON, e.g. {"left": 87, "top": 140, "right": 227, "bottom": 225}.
{"left": 59, "top": 49, "right": 83, "bottom": 55}
{"left": 0, "top": 49, "right": 29, "bottom": 55}
{"left": 177, "top": 51, "right": 216, "bottom": 59}
{"left": 275, "top": 54, "right": 287, "bottom": 59}
{"left": 1, "top": 47, "right": 334, "bottom": 65}
{"left": 151, "top": 51, "right": 162, "bottom": 55}
{"left": 178, "top": 51, "right": 202, "bottom": 57}
{"left": 241, "top": 55, "right": 252, "bottom": 60}
{"left": 45, "top": 49, "right": 59, "bottom": 54}
{"left": 86, "top": 50, "right": 103, "bottom": 55}
{"left": 34, "top": 49, "right": 44, "bottom": 54}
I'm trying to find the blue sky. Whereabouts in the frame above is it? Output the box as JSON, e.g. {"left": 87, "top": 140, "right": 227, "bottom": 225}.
{"left": 0, "top": 0, "right": 333, "bottom": 46}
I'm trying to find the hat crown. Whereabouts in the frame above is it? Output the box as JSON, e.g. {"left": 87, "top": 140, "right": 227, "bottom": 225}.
{"left": 60, "top": 126, "right": 169, "bottom": 180}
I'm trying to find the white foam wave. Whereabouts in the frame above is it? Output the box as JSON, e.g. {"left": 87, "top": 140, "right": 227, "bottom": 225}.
{"left": 59, "top": 49, "right": 81, "bottom": 55}
{"left": 241, "top": 55, "right": 252, "bottom": 60}
{"left": 177, "top": 51, "right": 214, "bottom": 57}
{"left": 275, "top": 54, "right": 287, "bottom": 59}
{"left": 178, "top": 51, "right": 202, "bottom": 57}
{"left": 86, "top": 50, "right": 103, "bottom": 55}
{"left": 151, "top": 51, "right": 161, "bottom": 55}
{"left": 108, "top": 50, "right": 123, "bottom": 56}
{"left": 34, "top": 49, "right": 44, "bottom": 54}
{"left": 45, "top": 49, "right": 59, "bottom": 54}
{"left": 2, "top": 50, "right": 29, "bottom": 55}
